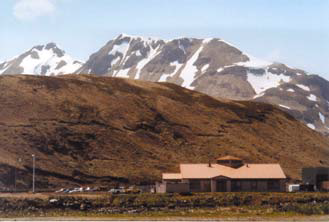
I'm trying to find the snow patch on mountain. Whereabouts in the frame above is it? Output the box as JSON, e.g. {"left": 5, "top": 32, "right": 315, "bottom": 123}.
{"left": 159, "top": 61, "right": 184, "bottom": 82}
{"left": 201, "top": 64, "right": 209, "bottom": 72}
{"left": 279, "top": 104, "right": 291, "bottom": 109}
{"left": 110, "top": 56, "right": 120, "bottom": 67}
{"left": 0, "top": 62, "right": 10, "bottom": 74}
{"left": 236, "top": 55, "right": 272, "bottom": 68}
{"left": 217, "top": 67, "right": 223, "bottom": 73}
{"left": 21, "top": 50, "right": 51, "bottom": 74}
{"left": 179, "top": 50, "right": 202, "bottom": 88}
{"left": 247, "top": 70, "right": 291, "bottom": 94}
{"left": 307, "top": 123, "right": 315, "bottom": 130}
{"left": 135, "top": 45, "right": 161, "bottom": 80}
{"left": 115, "top": 68, "right": 130, "bottom": 78}
{"left": 109, "top": 42, "right": 130, "bottom": 56}
{"left": 170, "top": 61, "right": 184, "bottom": 74}
{"left": 179, "top": 39, "right": 209, "bottom": 88}
{"left": 253, "top": 92, "right": 265, "bottom": 99}
{"left": 178, "top": 40, "right": 186, "bottom": 54}
{"left": 319, "top": 112, "right": 325, "bottom": 124}
{"left": 296, "top": 84, "right": 310, "bottom": 91}
{"left": 307, "top": 94, "right": 317, "bottom": 101}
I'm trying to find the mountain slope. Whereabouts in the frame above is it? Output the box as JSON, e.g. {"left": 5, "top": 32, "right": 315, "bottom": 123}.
{"left": 0, "top": 75, "right": 328, "bottom": 189}
{"left": 1, "top": 35, "right": 328, "bottom": 134}
{"left": 0, "top": 43, "right": 82, "bottom": 76}
{"left": 77, "top": 34, "right": 329, "bottom": 134}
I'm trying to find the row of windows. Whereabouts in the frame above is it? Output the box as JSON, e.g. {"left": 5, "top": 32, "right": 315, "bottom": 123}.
{"left": 189, "top": 179, "right": 281, "bottom": 191}
{"left": 231, "top": 180, "right": 281, "bottom": 191}
{"left": 189, "top": 179, "right": 211, "bottom": 191}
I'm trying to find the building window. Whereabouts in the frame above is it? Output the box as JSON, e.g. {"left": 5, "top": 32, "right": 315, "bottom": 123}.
{"left": 232, "top": 180, "right": 241, "bottom": 191}
{"left": 251, "top": 180, "right": 258, "bottom": 191}
{"left": 203, "top": 180, "right": 211, "bottom": 192}
{"left": 220, "top": 160, "right": 229, "bottom": 164}
{"left": 268, "top": 180, "right": 280, "bottom": 191}
{"left": 232, "top": 160, "right": 243, "bottom": 165}
{"left": 189, "top": 180, "right": 201, "bottom": 191}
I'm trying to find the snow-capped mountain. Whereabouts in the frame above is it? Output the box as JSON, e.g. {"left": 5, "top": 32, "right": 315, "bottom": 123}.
{"left": 0, "top": 43, "right": 83, "bottom": 76}
{"left": 77, "top": 34, "right": 329, "bottom": 134}
{"left": 75, "top": 34, "right": 165, "bottom": 78}
{"left": 1, "top": 34, "right": 328, "bottom": 134}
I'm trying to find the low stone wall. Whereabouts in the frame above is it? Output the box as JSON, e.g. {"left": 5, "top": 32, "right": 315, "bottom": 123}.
{"left": 0, "top": 192, "right": 328, "bottom": 217}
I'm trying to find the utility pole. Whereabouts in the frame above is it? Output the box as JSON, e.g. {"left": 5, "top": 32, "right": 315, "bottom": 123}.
{"left": 14, "top": 163, "right": 16, "bottom": 192}
{"left": 32, "top": 154, "right": 35, "bottom": 193}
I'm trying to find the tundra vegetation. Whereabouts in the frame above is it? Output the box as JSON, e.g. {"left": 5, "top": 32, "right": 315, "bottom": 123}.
{"left": 0, "top": 192, "right": 328, "bottom": 219}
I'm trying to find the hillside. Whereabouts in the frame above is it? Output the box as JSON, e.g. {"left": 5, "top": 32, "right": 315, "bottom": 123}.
{"left": 0, "top": 75, "right": 328, "bottom": 189}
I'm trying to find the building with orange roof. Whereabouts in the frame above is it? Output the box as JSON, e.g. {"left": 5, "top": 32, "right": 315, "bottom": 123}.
{"left": 156, "top": 156, "right": 286, "bottom": 193}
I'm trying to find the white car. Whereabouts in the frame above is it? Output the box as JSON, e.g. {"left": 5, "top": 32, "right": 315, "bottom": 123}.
{"left": 288, "top": 184, "right": 300, "bottom": 192}
{"left": 68, "top": 187, "right": 83, "bottom": 193}
{"left": 108, "top": 188, "right": 125, "bottom": 194}
{"left": 55, "top": 188, "right": 64, "bottom": 193}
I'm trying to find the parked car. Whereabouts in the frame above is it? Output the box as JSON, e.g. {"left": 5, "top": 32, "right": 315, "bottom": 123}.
{"left": 125, "top": 187, "right": 141, "bottom": 194}
{"left": 68, "top": 187, "right": 83, "bottom": 193}
{"left": 288, "top": 184, "right": 300, "bottom": 192}
{"left": 55, "top": 188, "right": 64, "bottom": 193}
{"left": 84, "top": 187, "right": 91, "bottom": 192}
{"left": 108, "top": 188, "right": 125, "bottom": 194}
{"left": 63, "top": 188, "right": 70, "bottom": 193}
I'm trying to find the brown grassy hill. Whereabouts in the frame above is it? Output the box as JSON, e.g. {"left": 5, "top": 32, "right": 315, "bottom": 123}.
{"left": 0, "top": 75, "right": 328, "bottom": 189}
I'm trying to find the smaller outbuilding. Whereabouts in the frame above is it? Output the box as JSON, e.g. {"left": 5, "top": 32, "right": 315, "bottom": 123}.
{"left": 302, "top": 167, "right": 329, "bottom": 191}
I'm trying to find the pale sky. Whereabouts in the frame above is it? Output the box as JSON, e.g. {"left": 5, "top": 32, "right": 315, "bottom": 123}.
{"left": 1, "top": 0, "right": 328, "bottom": 79}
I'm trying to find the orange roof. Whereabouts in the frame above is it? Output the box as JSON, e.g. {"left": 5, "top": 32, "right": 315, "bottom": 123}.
{"left": 168, "top": 163, "right": 286, "bottom": 179}
{"left": 216, "top": 155, "right": 242, "bottom": 161}
{"left": 162, "top": 173, "right": 182, "bottom": 180}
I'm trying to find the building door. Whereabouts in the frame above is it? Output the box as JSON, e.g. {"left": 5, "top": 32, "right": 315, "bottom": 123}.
{"left": 216, "top": 180, "right": 227, "bottom": 192}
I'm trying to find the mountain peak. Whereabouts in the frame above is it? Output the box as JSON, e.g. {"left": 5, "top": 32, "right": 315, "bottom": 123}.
{"left": 30, "top": 42, "right": 65, "bottom": 58}
{"left": 45, "top": 42, "right": 58, "bottom": 49}
{"left": 0, "top": 42, "right": 82, "bottom": 76}
{"left": 115, "top": 33, "right": 163, "bottom": 43}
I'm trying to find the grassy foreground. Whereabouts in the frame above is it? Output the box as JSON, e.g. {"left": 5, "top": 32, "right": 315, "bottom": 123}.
{"left": 0, "top": 192, "right": 328, "bottom": 219}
